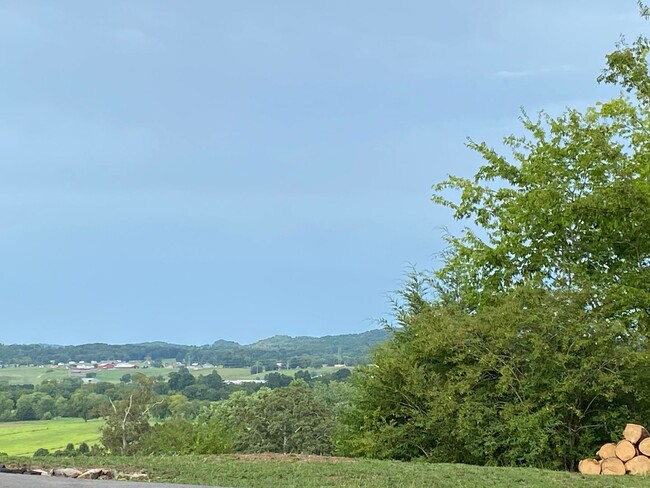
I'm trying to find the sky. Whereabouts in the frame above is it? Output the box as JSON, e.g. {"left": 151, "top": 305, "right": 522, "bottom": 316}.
{"left": 0, "top": 1, "right": 644, "bottom": 345}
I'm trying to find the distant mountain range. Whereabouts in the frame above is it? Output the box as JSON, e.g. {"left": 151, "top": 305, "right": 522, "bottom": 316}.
{"left": 0, "top": 329, "right": 390, "bottom": 369}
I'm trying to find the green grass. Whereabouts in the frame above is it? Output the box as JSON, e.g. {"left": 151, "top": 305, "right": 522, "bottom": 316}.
{"left": 0, "top": 366, "right": 345, "bottom": 385}
{"left": 216, "top": 366, "right": 343, "bottom": 381}
{"left": 0, "top": 367, "right": 70, "bottom": 385}
{"left": 2, "top": 454, "right": 650, "bottom": 488}
{"left": 0, "top": 418, "right": 103, "bottom": 456}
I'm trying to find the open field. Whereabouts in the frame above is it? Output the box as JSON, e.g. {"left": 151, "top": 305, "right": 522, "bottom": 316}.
{"left": 0, "top": 367, "right": 70, "bottom": 385}
{"left": 216, "top": 366, "right": 343, "bottom": 381}
{"left": 3, "top": 453, "right": 650, "bottom": 488}
{"left": 0, "top": 418, "right": 103, "bottom": 456}
{"left": 0, "top": 365, "right": 345, "bottom": 386}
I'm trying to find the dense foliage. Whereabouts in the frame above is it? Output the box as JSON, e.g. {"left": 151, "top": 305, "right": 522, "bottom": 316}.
{"left": 340, "top": 8, "right": 650, "bottom": 470}
{"left": 103, "top": 375, "right": 350, "bottom": 456}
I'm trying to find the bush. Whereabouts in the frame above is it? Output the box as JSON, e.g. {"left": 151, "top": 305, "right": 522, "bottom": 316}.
{"left": 89, "top": 444, "right": 105, "bottom": 456}
{"left": 217, "top": 382, "right": 334, "bottom": 454}
{"left": 340, "top": 286, "right": 646, "bottom": 469}
{"left": 33, "top": 448, "right": 49, "bottom": 457}
{"left": 331, "top": 368, "right": 351, "bottom": 382}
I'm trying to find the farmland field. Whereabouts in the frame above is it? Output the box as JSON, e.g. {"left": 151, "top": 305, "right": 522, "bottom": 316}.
{"left": 0, "top": 418, "right": 103, "bottom": 456}
{"left": 0, "top": 367, "right": 70, "bottom": 385}
{"left": 0, "top": 365, "right": 346, "bottom": 386}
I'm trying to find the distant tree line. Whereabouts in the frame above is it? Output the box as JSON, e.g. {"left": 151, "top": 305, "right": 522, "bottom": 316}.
{"left": 0, "top": 330, "right": 387, "bottom": 368}
{"left": 3, "top": 366, "right": 355, "bottom": 458}
{"left": 0, "top": 367, "right": 353, "bottom": 425}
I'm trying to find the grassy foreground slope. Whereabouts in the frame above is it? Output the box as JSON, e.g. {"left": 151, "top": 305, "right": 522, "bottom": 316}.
{"left": 0, "top": 419, "right": 102, "bottom": 456}
{"left": 2, "top": 454, "right": 649, "bottom": 488}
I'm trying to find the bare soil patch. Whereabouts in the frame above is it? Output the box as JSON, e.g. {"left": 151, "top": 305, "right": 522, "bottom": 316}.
{"left": 225, "top": 453, "right": 357, "bottom": 463}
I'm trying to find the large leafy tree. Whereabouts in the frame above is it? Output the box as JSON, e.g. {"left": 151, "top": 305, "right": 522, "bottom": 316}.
{"left": 433, "top": 95, "right": 650, "bottom": 328}
{"left": 342, "top": 4, "right": 650, "bottom": 469}
{"left": 215, "top": 381, "right": 334, "bottom": 454}
{"left": 101, "top": 375, "right": 162, "bottom": 454}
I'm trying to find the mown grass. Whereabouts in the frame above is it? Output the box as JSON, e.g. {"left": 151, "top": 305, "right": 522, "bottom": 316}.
{"left": 0, "top": 418, "right": 103, "bottom": 456}
{"left": 2, "top": 454, "right": 650, "bottom": 488}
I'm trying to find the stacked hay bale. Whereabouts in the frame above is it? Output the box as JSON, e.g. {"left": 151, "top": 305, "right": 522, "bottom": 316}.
{"left": 579, "top": 424, "right": 650, "bottom": 475}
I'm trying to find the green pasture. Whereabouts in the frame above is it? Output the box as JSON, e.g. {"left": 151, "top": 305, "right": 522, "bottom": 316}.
{"left": 0, "top": 418, "right": 103, "bottom": 456}
{"left": 0, "top": 365, "right": 346, "bottom": 386}
{"left": 4, "top": 453, "right": 650, "bottom": 488}
{"left": 217, "top": 366, "right": 344, "bottom": 381}
{"left": 0, "top": 367, "right": 69, "bottom": 385}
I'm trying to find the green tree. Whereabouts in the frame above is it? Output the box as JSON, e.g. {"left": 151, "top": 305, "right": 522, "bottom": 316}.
{"left": 197, "top": 370, "right": 224, "bottom": 390}
{"left": 294, "top": 370, "right": 312, "bottom": 382}
{"left": 100, "top": 376, "right": 162, "bottom": 454}
{"left": 168, "top": 367, "right": 196, "bottom": 391}
{"left": 0, "top": 392, "right": 14, "bottom": 421}
{"left": 430, "top": 18, "right": 650, "bottom": 328}
{"left": 69, "top": 390, "right": 108, "bottom": 421}
{"left": 15, "top": 394, "right": 37, "bottom": 421}
{"left": 331, "top": 368, "right": 351, "bottom": 382}
{"left": 217, "top": 381, "right": 334, "bottom": 454}
{"left": 263, "top": 361, "right": 279, "bottom": 371}
{"left": 32, "top": 392, "right": 55, "bottom": 419}
{"left": 343, "top": 7, "right": 650, "bottom": 469}
{"left": 264, "top": 372, "right": 292, "bottom": 389}
{"left": 77, "top": 442, "right": 90, "bottom": 455}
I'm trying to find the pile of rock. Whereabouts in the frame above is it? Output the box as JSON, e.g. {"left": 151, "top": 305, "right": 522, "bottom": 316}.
{"left": 0, "top": 464, "right": 148, "bottom": 481}
{"left": 579, "top": 423, "right": 650, "bottom": 475}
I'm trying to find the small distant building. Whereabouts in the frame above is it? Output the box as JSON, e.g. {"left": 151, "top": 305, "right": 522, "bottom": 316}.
{"left": 225, "top": 379, "right": 266, "bottom": 385}
{"left": 73, "top": 364, "right": 94, "bottom": 370}
{"left": 97, "top": 362, "right": 115, "bottom": 370}
{"left": 114, "top": 362, "right": 137, "bottom": 369}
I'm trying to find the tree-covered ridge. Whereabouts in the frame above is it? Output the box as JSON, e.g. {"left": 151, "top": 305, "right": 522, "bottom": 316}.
{"left": 0, "top": 329, "right": 388, "bottom": 368}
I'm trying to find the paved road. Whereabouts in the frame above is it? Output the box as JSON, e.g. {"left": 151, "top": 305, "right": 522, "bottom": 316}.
{"left": 0, "top": 473, "right": 228, "bottom": 488}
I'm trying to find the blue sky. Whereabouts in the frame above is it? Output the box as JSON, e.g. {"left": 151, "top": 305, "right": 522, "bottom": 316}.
{"left": 0, "top": 1, "right": 642, "bottom": 345}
